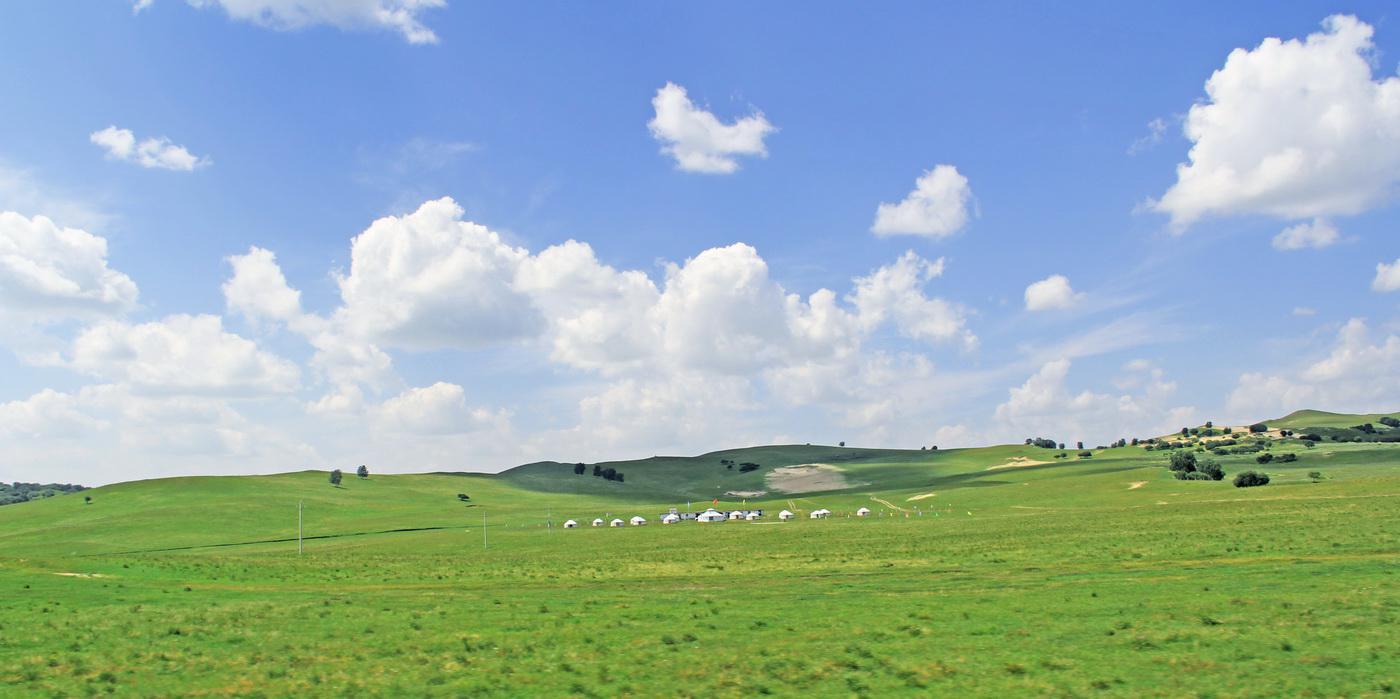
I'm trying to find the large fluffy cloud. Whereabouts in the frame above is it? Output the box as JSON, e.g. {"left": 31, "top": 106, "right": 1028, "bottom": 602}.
{"left": 648, "top": 83, "right": 775, "bottom": 174}
{"left": 90, "top": 126, "right": 208, "bottom": 171}
{"left": 871, "top": 165, "right": 973, "bottom": 237}
{"left": 0, "top": 211, "right": 138, "bottom": 326}
{"left": 1154, "top": 15, "right": 1400, "bottom": 228}
{"left": 335, "top": 198, "right": 541, "bottom": 350}
{"left": 135, "top": 0, "right": 445, "bottom": 44}
{"left": 67, "top": 315, "right": 300, "bottom": 395}
{"left": 1228, "top": 318, "right": 1400, "bottom": 419}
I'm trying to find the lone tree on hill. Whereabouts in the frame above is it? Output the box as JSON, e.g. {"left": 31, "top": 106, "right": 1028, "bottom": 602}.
{"left": 357, "top": 464, "right": 369, "bottom": 479}
{"left": 329, "top": 469, "right": 343, "bottom": 486}
{"left": 1249, "top": 423, "right": 1268, "bottom": 433}
{"left": 573, "top": 463, "right": 586, "bottom": 475}
{"left": 592, "top": 464, "right": 602, "bottom": 477}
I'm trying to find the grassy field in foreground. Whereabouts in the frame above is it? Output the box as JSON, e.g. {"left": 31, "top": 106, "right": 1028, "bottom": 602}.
{"left": 2, "top": 432, "right": 1398, "bottom": 696}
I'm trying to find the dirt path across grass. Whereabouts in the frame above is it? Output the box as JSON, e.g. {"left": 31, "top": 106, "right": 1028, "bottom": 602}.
{"left": 1128, "top": 481, "right": 1148, "bottom": 490}
{"left": 870, "top": 496, "right": 910, "bottom": 513}
{"left": 906, "top": 492, "right": 937, "bottom": 501}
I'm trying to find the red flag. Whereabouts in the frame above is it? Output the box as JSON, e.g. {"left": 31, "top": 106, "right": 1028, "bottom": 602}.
{"left": 712, "top": 498, "right": 718, "bottom": 505}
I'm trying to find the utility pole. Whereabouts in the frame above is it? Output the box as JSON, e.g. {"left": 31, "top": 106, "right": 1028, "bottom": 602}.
{"left": 483, "top": 509, "right": 487, "bottom": 550}
{"left": 297, "top": 500, "right": 304, "bottom": 556}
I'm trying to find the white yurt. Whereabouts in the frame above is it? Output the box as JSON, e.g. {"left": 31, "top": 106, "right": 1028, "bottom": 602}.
{"left": 630, "top": 516, "right": 647, "bottom": 526}
{"left": 727, "top": 510, "right": 746, "bottom": 521}
{"left": 745, "top": 512, "right": 761, "bottom": 521}
{"left": 563, "top": 519, "right": 578, "bottom": 528}
{"left": 610, "top": 518, "right": 624, "bottom": 527}
{"left": 810, "top": 508, "right": 830, "bottom": 519}
{"left": 855, "top": 507, "right": 871, "bottom": 517}
{"left": 592, "top": 518, "right": 605, "bottom": 527}
{"left": 778, "top": 509, "right": 795, "bottom": 520}
{"left": 661, "top": 513, "right": 680, "bottom": 524}
{"left": 696, "top": 509, "right": 725, "bottom": 523}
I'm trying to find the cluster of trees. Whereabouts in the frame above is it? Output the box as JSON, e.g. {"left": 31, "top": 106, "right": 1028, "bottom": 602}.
{"left": 1167, "top": 451, "right": 1225, "bottom": 481}
{"left": 580, "top": 464, "right": 624, "bottom": 483}
{"left": 1256, "top": 452, "right": 1297, "bottom": 464}
{"left": 0, "top": 482, "right": 87, "bottom": 506}
{"left": 718, "top": 458, "right": 760, "bottom": 473}
{"left": 1024, "top": 437, "right": 1061, "bottom": 449}
{"left": 1381, "top": 416, "right": 1400, "bottom": 428}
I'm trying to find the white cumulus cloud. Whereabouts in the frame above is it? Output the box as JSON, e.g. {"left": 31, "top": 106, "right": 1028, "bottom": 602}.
{"left": 648, "top": 83, "right": 775, "bottom": 174}
{"left": 1153, "top": 15, "right": 1400, "bottom": 229}
{"left": 871, "top": 165, "right": 973, "bottom": 238}
{"left": 136, "top": 0, "right": 445, "bottom": 44}
{"left": 0, "top": 211, "right": 138, "bottom": 324}
{"left": 377, "top": 382, "right": 507, "bottom": 435}
{"left": 90, "top": 126, "right": 208, "bottom": 171}
{"left": 1024, "top": 274, "right": 1083, "bottom": 311}
{"left": 67, "top": 314, "right": 300, "bottom": 395}
{"left": 1374, "top": 257, "right": 1400, "bottom": 292}
{"left": 1272, "top": 218, "right": 1339, "bottom": 251}
{"left": 1227, "top": 318, "right": 1400, "bottom": 419}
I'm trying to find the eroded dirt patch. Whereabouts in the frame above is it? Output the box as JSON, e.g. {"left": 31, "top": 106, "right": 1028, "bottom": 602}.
{"left": 725, "top": 490, "right": 767, "bottom": 498}
{"left": 765, "top": 464, "right": 862, "bottom": 493}
{"left": 986, "top": 457, "right": 1050, "bottom": 471}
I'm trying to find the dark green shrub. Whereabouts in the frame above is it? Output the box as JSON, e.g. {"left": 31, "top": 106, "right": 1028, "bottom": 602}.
{"left": 1197, "top": 459, "right": 1225, "bottom": 481}
{"left": 1256, "top": 453, "right": 1274, "bottom": 464}
{"left": 1233, "top": 471, "right": 1270, "bottom": 487}
{"left": 1077, "top": 450, "right": 1092, "bottom": 458}
{"left": 1380, "top": 416, "right": 1400, "bottom": 428}
{"left": 1249, "top": 423, "right": 1268, "bottom": 433}
{"left": 1168, "top": 451, "right": 1197, "bottom": 472}
{"left": 1276, "top": 453, "right": 1297, "bottom": 463}
{"left": 1175, "top": 471, "right": 1212, "bottom": 481}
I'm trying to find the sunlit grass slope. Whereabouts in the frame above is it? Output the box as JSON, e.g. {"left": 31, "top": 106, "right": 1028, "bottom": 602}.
{"left": 1, "top": 420, "right": 1398, "bottom": 696}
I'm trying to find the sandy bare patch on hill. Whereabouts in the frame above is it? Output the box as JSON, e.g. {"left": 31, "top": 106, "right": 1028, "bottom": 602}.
{"left": 906, "top": 492, "right": 937, "bottom": 501}
{"left": 725, "top": 490, "right": 767, "bottom": 498}
{"left": 53, "top": 573, "right": 107, "bottom": 578}
{"left": 1128, "top": 481, "right": 1148, "bottom": 490}
{"left": 986, "top": 456, "right": 1050, "bottom": 471}
{"left": 765, "top": 464, "right": 861, "bottom": 493}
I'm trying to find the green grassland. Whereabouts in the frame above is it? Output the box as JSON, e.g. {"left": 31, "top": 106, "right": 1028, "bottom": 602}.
{"left": 2, "top": 413, "right": 1399, "bottom": 696}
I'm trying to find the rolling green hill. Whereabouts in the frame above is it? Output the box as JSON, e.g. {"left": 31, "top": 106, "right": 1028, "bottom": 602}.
{"left": 1266, "top": 408, "right": 1400, "bottom": 430}
{"left": 2, "top": 416, "right": 1398, "bottom": 696}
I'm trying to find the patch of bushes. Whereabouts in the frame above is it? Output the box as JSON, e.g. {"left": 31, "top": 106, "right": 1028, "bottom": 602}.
{"left": 1248, "top": 423, "right": 1268, "bottom": 433}
{"left": 1233, "top": 471, "right": 1270, "bottom": 488}
{"left": 1256, "top": 453, "right": 1274, "bottom": 464}
{"left": 1380, "top": 416, "right": 1400, "bottom": 428}
{"left": 0, "top": 482, "right": 87, "bottom": 507}
{"left": 1077, "top": 450, "right": 1093, "bottom": 458}
{"left": 738, "top": 463, "right": 760, "bottom": 473}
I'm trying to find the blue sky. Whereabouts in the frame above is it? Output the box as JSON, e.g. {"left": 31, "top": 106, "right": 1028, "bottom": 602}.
{"left": 2, "top": 1, "right": 1399, "bottom": 484}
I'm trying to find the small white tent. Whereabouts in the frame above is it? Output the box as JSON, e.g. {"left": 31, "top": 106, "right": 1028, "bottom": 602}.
{"left": 610, "top": 518, "right": 624, "bottom": 527}
{"left": 592, "top": 518, "right": 605, "bottom": 527}
{"left": 563, "top": 519, "right": 578, "bottom": 528}
{"left": 661, "top": 513, "right": 680, "bottom": 524}
{"left": 810, "top": 509, "right": 830, "bottom": 519}
{"left": 630, "top": 516, "right": 647, "bottom": 526}
{"left": 727, "top": 510, "right": 746, "bottom": 521}
{"left": 778, "top": 509, "right": 795, "bottom": 520}
{"left": 745, "top": 512, "right": 760, "bottom": 521}
{"left": 696, "top": 509, "right": 725, "bottom": 523}
{"left": 855, "top": 507, "right": 871, "bottom": 517}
